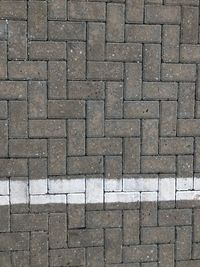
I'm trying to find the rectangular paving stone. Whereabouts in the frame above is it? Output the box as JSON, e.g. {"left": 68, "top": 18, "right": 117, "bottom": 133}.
{"left": 29, "top": 120, "right": 66, "bottom": 138}
{"left": 141, "top": 156, "right": 176, "bottom": 173}
{"left": 48, "top": 0, "right": 67, "bottom": 20}
{"left": 69, "top": 1, "right": 106, "bottom": 21}
{"left": 48, "top": 139, "right": 66, "bottom": 175}
{"left": 181, "top": 6, "right": 199, "bottom": 44}
{"left": 124, "top": 101, "right": 159, "bottom": 119}
{"left": 162, "top": 25, "right": 180, "bottom": 63}
{"left": 8, "top": 61, "right": 47, "bottom": 80}
{"left": 123, "top": 245, "right": 157, "bottom": 263}
{"left": 87, "top": 61, "right": 124, "bottom": 80}
{"left": 87, "top": 137, "right": 122, "bottom": 155}
{"left": 48, "top": 100, "right": 85, "bottom": 119}
{"left": 28, "top": 1, "right": 47, "bottom": 40}
{"left": 28, "top": 41, "right": 66, "bottom": 60}
{"left": 67, "top": 156, "right": 103, "bottom": 174}
{"left": 48, "top": 21, "right": 86, "bottom": 41}
{"left": 106, "top": 82, "right": 123, "bottom": 118}
{"left": 0, "top": 1, "right": 27, "bottom": 19}
{"left": 161, "top": 63, "right": 196, "bottom": 82}
{"left": 106, "top": 3, "right": 124, "bottom": 42}
{"left": 125, "top": 63, "right": 142, "bottom": 100}
{"left": 126, "top": 0, "right": 144, "bottom": 23}
{"left": 145, "top": 5, "right": 181, "bottom": 24}
{"left": 105, "top": 119, "right": 140, "bottom": 137}
{"left": 126, "top": 25, "right": 161, "bottom": 43}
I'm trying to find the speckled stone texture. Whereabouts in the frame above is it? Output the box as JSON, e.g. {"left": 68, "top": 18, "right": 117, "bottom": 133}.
{"left": 1, "top": 0, "right": 200, "bottom": 266}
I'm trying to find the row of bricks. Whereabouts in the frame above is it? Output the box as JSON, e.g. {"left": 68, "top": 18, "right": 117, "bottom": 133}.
{"left": 0, "top": 1, "right": 199, "bottom": 44}
{"left": 1, "top": 80, "right": 200, "bottom": 102}
{"left": 0, "top": 208, "right": 198, "bottom": 231}
{"left": 0, "top": 60, "right": 199, "bottom": 82}
{"left": 1, "top": 178, "right": 200, "bottom": 207}
{"left": 1, "top": 24, "right": 200, "bottom": 63}
{"left": 0, "top": 136, "right": 198, "bottom": 156}
{"left": 1, "top": 241, "right": 200, "bottom": 267}
{"left": 0, "top": 155, "right": 199, "bottom": 176}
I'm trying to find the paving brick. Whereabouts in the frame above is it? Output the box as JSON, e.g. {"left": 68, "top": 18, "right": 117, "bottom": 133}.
{"left": 194, "top": 209, "right": 200, "bottom": 242}
{"left": 181, "top": 7, "right": 199, "bottom": 44}
{"left": 162, "top": 25, "right": 180, "bottom": 63}
{"left": 8, "top": 61, "right": 47, "bottom": 80}
{"left": 106, "top": 3, "right": 124, "bottom": 42}
{"left": 159, "top": 244, "right": 174, "bottom": 267}
{"left": 9, "top": 101, "right": 28, "bottom": 138}
{"left": 87, "top": 22, "right": 105, "bottom": 61}
{"left": 126, "top": 25, "right": 161, "bottom": 43}
{"left": 123, "top": 210, "right": 139, "bottom": 245}
{"left": 0, "top": 233, "right": 29, "bottom": 251}
{"left": 159, "top": 209, "right": 192, "bottom": 226}
{"left": 87, "top": 61, "right": 124, "bottom": 80}
{"left": 142, "top": 119, "right": 158, "bottom": 155}
{"left": 178, "top": 119, "right": 200, "bottom": 136}
{"left": 8, "top": 21, "right": 27, "bottom": 60}
{"left": 143, "top": 82, "right": 178, "bottom": 100}
{"left": 68, "top": 119, "right": 85, "bottom": 156}
{"left": 123, "top": 138, "right": 140, "bottom": 173}
{"left": 9, "top": 139, "right": 47, "bottom": 158}
{"left": 48, "top": 61, "right": 66, "bottom": 99}
{"left": 105, "top": 228, "right": 122, "bottom": 263}
{"left": 28, "top": 1, "right": 47, "bottom": 40}
{"left": 145, "top": 5, "right": 181, "bottom": 24}
{"left": 11, "top": 214, "right": 48, "bottom": 232}
{"left": 29, "top": 158, "right": 47, "bottom": 180}
{"left": 28, "top": 81, "right": 47, "bottom": 119}
{"left": 176, "top": 226, "right": 192, "bottom": 260}
{"left": 0, "top": 21, "right": 7, "bottom": 40}
{"left": 87, "top": 247, "right": 104, "bottom": 267}
{"left": 143, "top": 44, "right": 161, "bottom": 81}
{"left": 141, "top": 227, "right": 175, "bottom": 244}
{"left": 29, "top": 120, "right": 66, "bottom": 138}
{"left": 0, "top": 159, "right": 27, "bottom": 177}
{"left": 141, "top": 156, "right": 176, "bottom": 173}
{"left": 161, "top": 63, "right": 196, "bottom": 82}
{"left": 126, "top": 0, "right": 144, "bottom": 23}
{"left": 0, "top": 120, "right": 8, "bottom": 157}
{"left": 0, "top": 206, "right": 10, "bottom": 232}
{"left": 68, "top": 203, "right": 85, "bottom": 229}
{"left": 177, "top": 155, "right": 193, "bottom": 177}
{"left": 48, "top": 21, "right": 86, "bottom": 41}
{"left": 50, "top": 249, "right": 85, "bottom": 266}
{"left": 0, "top": 1, "right": 27, "bottom": 20}
{"left": 0, "top": 101, "right": 7, "bottom": 119}
{"left": 159, "top": 137, "right": 193, "bottom": 155}
{"left": 0, "top": 81, "right": 26, "bottom": 100}
{"left": 48, "top": 100, "right": 85, "bottom": 119}
{"left": 87, "top": 137, "right": 122, "bottom": 155}
{"left": 105, "top": 156, "right": 122, "bottom": 179}
{"left": 69, "top": 81, "right": 105, "bottom": 100}
{"left": 106, "top": 43, "right": 142, "bottom": 62}
{"left": 105, "top": 119, "right": 140, "bottom": 137}
{"left": 125, "top": 63, "right": 142, "bottom": 100}
{"left": 123, "top": 245, "right": 157, "bottom": 263}
{"left": 30, "top": 232, "right": 48, "bottom": 267}
{"left": 49, "top": 213, "right": 67, "bottom": 249}
{"left": 165, "top": 0, "right": 199, "bottom": 4}
{"left": 178, "top": 83, "right": 195, "bottom": 118}
{"left": 124, "top": 101, "right": 159, "bottom": 119}
{"left": 160, "top": 101, "right": 177, "bottom": 136}
{"left": 67, "top": 156, "right": 103, "bottom": 174}
{"left": 176, "top": 260, "right": 200, "bottom": 267}
{"left": 106, "top": 82, "right": 123, "bottom": 118}
{"left": 48, "top": 139, "right": 66, "bottom": 175}
{"left": 87, "top": 100, "right": 104, "bottom": 137}
{"left": 29, "top": 41, "right": 66, "bottom": 60}
{"left": 68, "top": 229, "right": 104, "bottom": 247}
{"left": 48, "top": 0, "right": 67, "bottom": 20}
{"left": 86, "top": 210, "right": 122, "bottom": 228}
{"left": 69, "top": 1, "right": 106, "bottom": 21}
{"left": 0, "top": 41, "right": 7, "bottom": 79}
{"left": 68, "top": 42, "right": 86, "bottom": 80}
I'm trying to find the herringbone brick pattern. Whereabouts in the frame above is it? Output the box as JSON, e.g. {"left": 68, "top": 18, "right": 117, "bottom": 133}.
{"left": 1, "top": 0, "right": 200, "bottom": 266}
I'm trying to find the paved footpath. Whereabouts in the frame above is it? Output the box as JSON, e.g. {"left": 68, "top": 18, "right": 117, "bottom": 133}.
{"left": 1, "top": 0, "right": 200, "bottom": 266}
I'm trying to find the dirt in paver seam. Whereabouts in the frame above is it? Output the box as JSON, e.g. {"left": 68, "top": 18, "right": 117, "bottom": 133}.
{"left": 1, "top": 0, "right": 200, "bottom": 266}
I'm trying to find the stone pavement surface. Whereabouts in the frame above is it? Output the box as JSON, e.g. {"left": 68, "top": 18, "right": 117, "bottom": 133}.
{"left": 1, "top": 0, "right": 200, "bottom": 266}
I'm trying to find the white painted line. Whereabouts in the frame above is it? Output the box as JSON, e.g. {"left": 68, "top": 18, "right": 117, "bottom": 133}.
{"left": 0, "top": 177, "right": 199, "bottom": 205}
{"left": 86, "top": 178, "right": 103, "bottom": 204}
